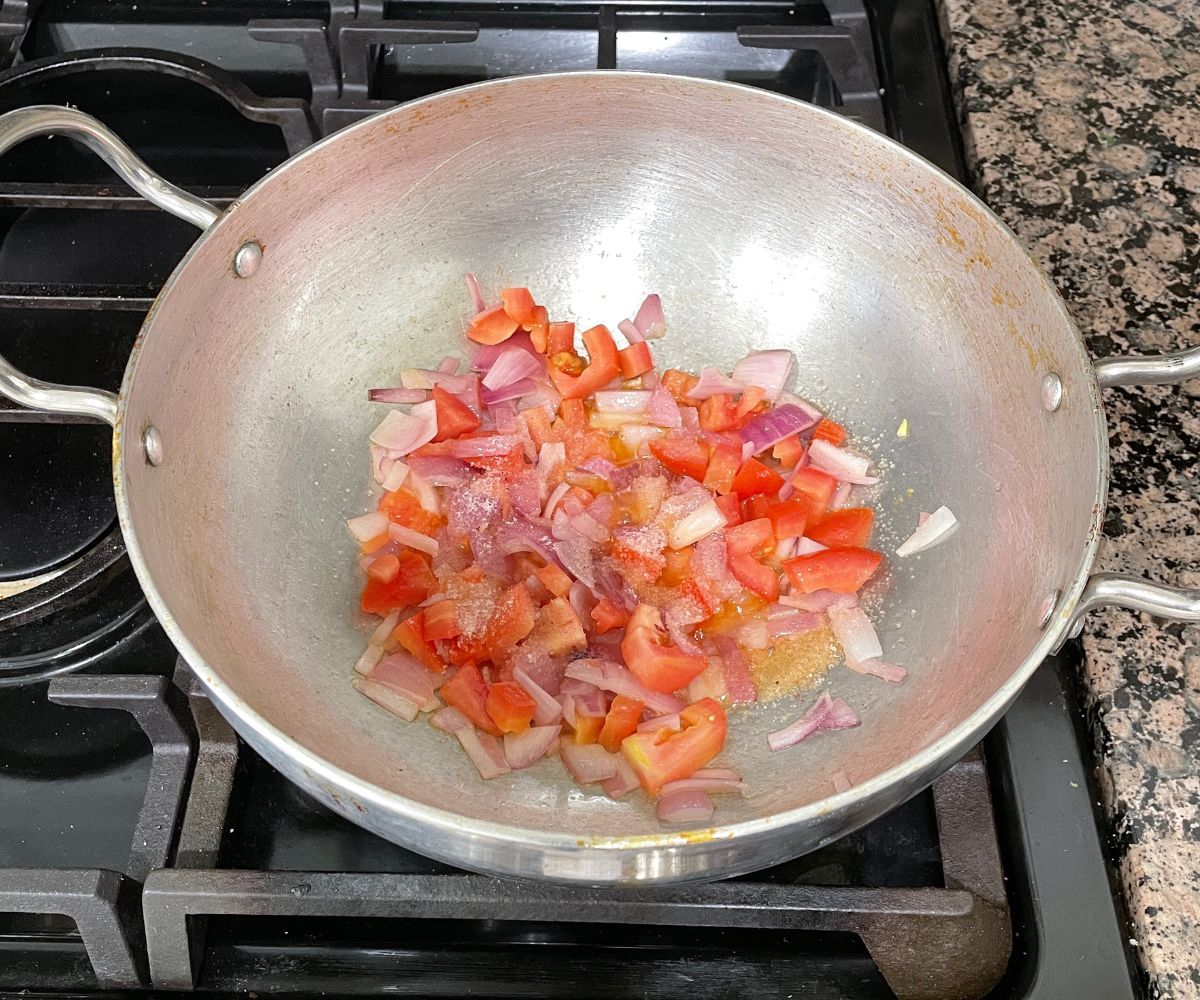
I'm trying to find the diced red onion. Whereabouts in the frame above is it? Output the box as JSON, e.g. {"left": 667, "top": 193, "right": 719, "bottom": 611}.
{"left": 570, "top": 511, "right": 610, "bottom": 544}
{"left": 401, "top": 369, "right": 475, "bottom": 394}
{"left": 594, "top": 390, "right": 651, "bottom": 415}
{"left": 830, "top": 481, "right": 854, "bottom": 509}
{"left": 370, "top": 607, "right": 403, "bottom": 646}
{"left": 354, "top": 643, "right": 384, "bottom": 677}
{"left": 828, "top": 606, "right": 883, "bottom": 663}
{"left": 554, "top": 536, "right": 596, "bottom": 588}
{"left": 638, "top": 713, "right": 679, "bottom": 733}
{"left": 369, "top": 400, "right": 438, "bottom": 456}
{"left": 514, "top": 667, "right": 563, "bottom": 725}
{"left": 564, "top": 660, "right": 685, "bottom": 716}
{"left": 794, "top": 537, "right": 828, "bottom": 556}
{"left": 619, "top": 424, "right": 666, "bottom": 455}
{"left": 369, "top": 652, "right": 439, "bottom": 708}
{"left": 516, "top": 380, "right": 562, "bottom": 417}
{"left": 765, "top": 608, "right": 823, "bottom": 639}
{"left": 347, "top": 510, "right": 389, "bottom": 543}
{"left": 846, "top": 657, "right": 908, "bottom": 683}
{"left": 389, "top": 522, "right": 439, "bottom": 557}
{"left": 740, "top": 404, "right": 819, "bottom": 455}
{"left": 617, "top": 317, "right": 645, "bottom": 345}
{"left": 692, "top": 767, "right": 741, "bottom": 781}
{"left": 560, "top": 741, "right": 617, "bottom": 784}
{"left": 897, "top": 505, "right": 958, "bottom": 557}
{"left": 713, "top": 636, "right": 757, "bottom": 705}
{"left": 438, "top": 355, "right": 460, "bottom": 374}
{"left": 664, "top": 603, "right": 705, "bottom": 656}
{"left": 543, "top": 481, "right": 571, "bottom": 519}
{"left": 731, "top": 349, "right": 794, "bottom": 403}
{"left": 482, "top": 345, "right": 542, "bottom": 391}
{"left": 407, "top": 456, "right": 469, "bottom": 487}
{"left": 472, "top": 332, "right": 540, "bottom": 371}
{"left": 656, "top": 789, "right": 713, "bottom": 823}
{"left": 807, "top": 438, "right": 875, "bottom": 482}
{"left": 832, "top": 770, "right": 853, "bottom": 793}
{"left": 685, "top": 367, "right": 745, "bottom": 400}
{"left": 646, "top": 385, "right": 682, "bottom": 428}
{"left": 777, "top": 392, "right": 824, "bottom": 423}
{"left": 464, "top": 272, "right": 487, "bottom": 314}
{"left": 767, "top": 691, "right": 861, "bottom": 751}
{"left": 352, "top": 676, "right": 420, "bottom": 722}
{"left": 381, "top": 461, "right": 410, "bottom": 493}
{"left": 601, "top": 753, "right": 641, "bottom": 799}
{"left": 406, "top": 470, "right": 442, "bottom": 515}
{"left": 660, "top": 777, "right": 747, "bottom": 796}
{"left": 774, "top": 536, "right": 798, "bottom": 561}
{"left": 430, "top": 705, "right": 472, "bottom": 734}
{"left": 778, "top": 589, "right": 857, "bottom": 613}
{"left": 457, "top": 728, "right": 511, "bottom": 779}
{"left": 667, "top": 498, "right": 727, "bottom": 549}
{"left": 482, "top": 378, "right": 539, "bottom": 405}
{"left": 633, "top": 293, "right": 667, "bottom": 339}
{"left": 736, "top": 619, "right": 770, "bottom": 650}
{"left": 450, "top": 434, "right": 522, "bottom": 459}
{"left": 368, "top": 386, "right": 428, "bottom": 404}
{"left": 686, "top": 662, "right": 728, "bottom": 703}
{"left": 503, "top": 725, "right": 561, "bottom": 769}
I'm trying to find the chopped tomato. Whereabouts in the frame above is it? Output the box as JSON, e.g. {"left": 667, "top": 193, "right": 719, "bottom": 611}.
{"left": 367, "top": 553, "right": 400, "bottom": 583}
{"left": 486, "top": 680, "right": 536, "bottom": 734}
{"left": 765, "top": 499, "right": 808, "bottom": 539}
{"left": 431, "top": 385, "right": 481, "bottom": 441}
{"left": 787, "top": 466, "right": 838, "bottom": 516}
{"left": 661, "top": 369, "right": 699, "bottom": 402}
{"left": 441, "top": 663, "right": 500, "bottom": 734}
{"left": 523, "top": 407, "right": 559, "bottom": 448}
{"left": 618, "top": 340, "right": 654, "bottom": 378}
{"left": 467, "top": 303, "right": 519, "bottom": 345}
{"left": 676, "top": 577, "right": 717, "bottom": 618}
{"left": 702, "top": 442, "right": 741, "bottom": 494}
{"left": 422, "top": 599, "right": 462, "bottom": 642}
{"left": 743, "top": 494, "right": 772, "bottom": 522}
{"left": 650, "top": 437, "right": 709, "bottom": 481}
{"left": 549, "top": 325, "right": 621, "bottom": 400}
{"left": 534, "top": 562, "right": 573, "bottom": 599}
{"left": 730, "top": 457, "right": 784, "bottom": 498}
{"left": 360, "top": 532, "right": 391, "bottom": 555}
{"left": 658, "top": 548, "right": 693, "bottom": 588}
{"left": 528, "top": 305, "right": 550, "bottom": 352}
{"left": 379, "top": 487, "right": 442, "bottom": 536}
{"left": 591, "top": 597, "right": 630, "bottom": 635}
{"left": 390, "top": 610, "right": 444, "bottom": 672}
{"left": 569, "top": 713, "right": 605, "bottom": 745}
{"left": 698, "top": 393, "right": 738, "bottom": 432}
{"left": 483, "top": 584, "right": 537, "bottom": 660}
{"left": 812, "top": 417, "right": 846, "bottom": 446}
{"left": 806, "top": 507, "right": 874, "bottom": 548}
{"left": 546, "top": 320, "right": 576, "bottom": 356}
{"left": 773, "top": 434, "right": 804, "bottom": 469}
{"left": 535, "top": 598, "right": 588, "bottom": 657}
{"left": 621, "top": 604, "right": 708, "bottom": 694}
{"left": 783, "top": 547, "right": 883, "bottom": 594}
{"left": 713, "top": 493, "right": 742, "bottom": 526}
{"left": 620, "top": 697, "right": 727, "bottom": 796}
{"left": 559, "top": 397, "right": 587, "bottom": 431}
{"left": 500, "top": 287, "right": 537, "bottom": 327}
{"left": 734, "top": 386, "right": 766, "bottom": 421}
{"left": 599, "top": 695, "right": 645, "bottom": 753}
{"left": 725, "top": 518, "right": 779, "bottom": 601}
{"left": 360, "top": 550, "right": 435, "bottom": 614}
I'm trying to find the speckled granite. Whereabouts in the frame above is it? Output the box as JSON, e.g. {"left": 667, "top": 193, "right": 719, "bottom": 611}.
{"left": 936, "top": 0, "right": 1200, "bottom": 995}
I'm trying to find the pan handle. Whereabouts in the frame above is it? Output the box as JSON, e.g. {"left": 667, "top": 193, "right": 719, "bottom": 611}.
{"left": 1062, "top": 346, "right": 1200, "bottom": 638}
{"left": 0, "top": 105, "right": 222, "bottom": 425}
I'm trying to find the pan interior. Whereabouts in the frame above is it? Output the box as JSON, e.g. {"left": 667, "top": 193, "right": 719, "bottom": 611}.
{"left": 119, "top": 75, "right": 1101, "bottom": 841}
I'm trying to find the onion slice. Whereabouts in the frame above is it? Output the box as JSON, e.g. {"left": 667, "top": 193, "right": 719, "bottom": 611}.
{"left": 482, "top": 345, "right": 542, "bottom": 391}
{"left": 667, "top": 498, "right": 726, "bottom": 549}
{"left": 503, "top": 725, "right": 561, "bottom": 769}
{"left": 514, "top": 667, "right": 563, "bottom": 725}
{"left": 828, "top": 606, "right": 883, "bottom": 664}
{"left": 369, "top": 400, "right": 438, "bottom": 455}
{"left": 740, "top": 404, "right": 819, "bottom": 455}
{"left": 633, "top": 293, "right": 667, "bottom": 339}
{"left": 560, "top": 741, "right": 617, "bottom": 784}
{"left": 686, "top": 367, "right": 745, "bottom": 400}
{"left": 767, "top": 691, "right": 860, "bottom": 751}
{"left": 564, "top": 660, "right": 684, "bottom": 716}
{"left": 352, "top": 676, "right": 420, "bottom": 722}
{"left": 846, "top": 657, "right": 908, "bottom": 683}
{"left": 656, "top": 789, "right": 713, "bottom": 822}
{"left": 457, "top": 728, "right": 511, "bottom": 779}
{"left": 731, "top": 349, "right": 794, "bottom": 403}
{"left": 896, "top": 505, "right": 958, "bottom": 557}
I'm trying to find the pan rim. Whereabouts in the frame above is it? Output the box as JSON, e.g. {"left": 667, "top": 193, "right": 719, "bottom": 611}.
{"left": 112, "top": 70, "right": 1109, "bottom": 879}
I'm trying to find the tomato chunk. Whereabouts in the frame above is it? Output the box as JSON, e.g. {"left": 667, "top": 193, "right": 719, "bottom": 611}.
{"left": 389, "top": 610, "right": 445, "bottom": 672}
{"left": 431, "top": 385, "right": 481, "bottom": 441}
{"left": 546, "top": 321, "right": 575, "bottom": 356}
{"left": 500, "top": 287, "right": 537, "bottom": 327}
{"left": 698, "top": 393, "right": 738, "bottom": 432}
{"left": 783, "top": 547, "right": 883, "bottom": 594}
{"left": 486, "top": 680, "right": 537, "bottom": 734}
{"left": 599, "top": 694, "right": 645, "bottom": 753}
{"left": 467, "top": 303, "right": 519, "bottom": 345}
{"left": 549, "top": 325, "right": 621, "bottom": 400}
{"left": 534, "top": 562, "right": 573, "bottom": 599}
{"left": 618, "top": 341, "right": 654, "bottom": 378}
{"left": 483, "top": 584, "right": 537, "bottom": 661}
{"left": 620, "top": 697, "right": 727, "bottom": 796}
{"left": 422, "top": 599, "right": 462, "bottom": 642}
{"left": 650, "top": 437, "right": 709, "bottom": 481}
{"left": 702, "top": 443, "right": 742, "bottom": 495}
{"left": 360, "top": 550, "right": 435, "bottom": 614}
{"left": 806, "top": 507, "right": 874, "bottom": 548}
{"left": 591, "top": 597, "right": 630, "bottom": 635}
{"left": 772, "top": 434, "right": 804, "bottom": 469}
{"left": 730, "top": 457, "right": 784, "bottom": 498}
{"left": 661, "top": 369, "right": 699, "bottom": 402}
{"left": 725, "top": 518, "right": 779, "bottom": 601}
{"left": 811, "top": 417, "right": 846, "bottom": 446}
{"left": 766, "top": 499, "right": 808, "bottom": 539}
{"left": 379, "top": 487, "right": 442, "bottom": 536}
{"left": 621, "top": 604, "right": 708, "bottom": 694}
{"left": 441, "top": 663, "right": 500, "bottom": 734}
{"left": 787, "top": 466, "right": 838, "bottom": 516}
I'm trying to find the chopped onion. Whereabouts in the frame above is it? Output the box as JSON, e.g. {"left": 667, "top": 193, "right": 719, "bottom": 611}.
{"left": 765, "top": 608, "right": 823, "bottom": 639}
{"left": 767, "top": 691, "right": 861, "bottom": 751}
{"left": 560, "top": 741, "right": 617, "bottom": 784}
{"left": 846, "top": 657, "right": 908, "bottom": 683}
{"left": 807, "top": 438, "right": 876, "bottom": 483}
{"left": 369, "top": 652, "right": 438, "bottom": 709}
{"left": 370, "top": 607, "right": 403, "bottom": 647}
{"left": 740, "top": 404, "right": 819, "bottom": 455}
{"left": 793, "top": 537, "right": 828, "bottom": 556}
{"left": 406, "top": 470, "right": 442, "bottom": 515}
{"left": 430, "top": 705, "right": 472, "bottom": 734}
{"left": 777, "top": 392, "right": 823, "bottom": 423}
{"left": 438, "top": 355, "right": 460, "bottom": 375}
{"left": 457, "top": 728, "right": 511, "bottom": 779}
{"left": 594, "top": 390, "right": 651, "bottom": 414}
{"left": 354, "top": 643, "right": 384, "bottom": 677}
{"left": 381, "top": 460, "right": 410, "bottom": 492}
{"left": 407, "top": 456, "right": 468, "bottom": 487}
{"left": 352, "top": 676, "right": 420, "bottom": 722}
{"left": 660, "top": 777, "right": 747, "bottom": 796}
{"left": 686, "top": 661, "right": 728, "bottom": 703}
{"left": 482, "top": 345, "right": 542, "bottom": 390}
{"left": 347, "top": 510, "right": 388, "bottom": 543}
{"left": 828, "top": 606, "right": 883, "bottom": 663}
{"left": 638, "top": 713, "right": 679, "bottom": 733}
{"left": 601, "top": 754, "right": 641, "bottom": 799}
{"left": 543, "top": 481, "right": 571, "bottom": 518}
{"left": 368, "top": 386, "right": 427, "bottom": 404}
{"left": 369, "top": 400, "right": 438, "bottom": 456}
{"left": 619, "top": 424, "right": 666, "bottom": 455}
{"left": 464, "top": 272, "right": 487, "bottom": 313}
{"left": 667, "top": 498, "right": 727, "bottom": 549}
{"left": 564, "top": 659, "right": 684, "bottom": 716}
{"left": 656, "top": 789, "right": 713, "bottom": 823}
{"left": 633, "top": 293, "right": 667, "bottom": 339}
{"left": 830, "top": 481, "right": 854, "bottom": 509}
{"left": 514, "top": 667, "right": 563, "bottom": 725}
{"left": 402, "top": 369, "right": 475, "bottom": 394}
{"left": 896, "top": 505, "right": 958, "bottom": 557}
{"left": 647, "top": 385, "right": 682, "bottom": 428}
{"left": 451, "top": 434, "right": 523, "bottom": 459}
{"left": 732, "top": 349, "right": 794, "bottom": 403}
{"left": 473, "top": 332, "right": 541, "bottom": 371}
{"left": 617, "top": 317, "right": 645, "bottom": 345}
{"left": 554, "top": 536, "right": 596, "bottom": 588}
{"left": 712, "top": 636, "right": 757, "bottom": 705}
{"left": 482, "top": 378, "right": 539, "bottom": 405}
{"left": 692, "top": 767, "right": 741, "bottom": 781}
{"left": 504, "top": 725, "right": 561, "bottom": 769}
{"left": 388, "top": 522, "right": 438, "bottom": 557}
{"left": 686, "top": 367, "right": 745, "bottom": 400}
{"left": 778, "top": 589, "right": 857, "bottom": 613}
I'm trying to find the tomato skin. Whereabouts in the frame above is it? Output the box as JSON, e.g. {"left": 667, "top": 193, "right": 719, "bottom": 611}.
{"left": 620, "top": 697, "right": 727, "bottom": 796}
{"left": 765, "top": 499, "right": 808, "bottom": 539}
{"left": 549, "top": 325, "right": 621, "bottom": 400}
{"left": 591, "top": 597, "right": 630, "bottom": 635}
{"left": 725, "top": 518, "right": 779, "bottom": 600}
{"left": 500, "top": 287, "right": 537, "bottom": 327}
{"left": 806, "top": 507, "right": 874, "bottom": 548}
{"left": 702, "top": 443, "right": 742, "bottom": 494}
{"left": 360, "top": 550, "right": 435, "bottom": 614}
{"left": 618, "top": 341, "right": 654, "bottom": 378}
{"left": 390, "top": 611, "right": 445, "bottom": 672}
{"left": 783, "top": 547, "right": 883, "bottom": 594}
{"left": 713, "top": 493, "right": 742, "bottom": 526}
{"left": 743, "top": 494, "right": 772, "bottom": 522}
{"left": 772, "top": 434, "right": 804, "bottom": 469}
{"left": 467, "top": 304, "right": 520, "bottom": 345}
{"left": 486, "top": 680, "right": 537, "bottom": 734}
{"left": 698, "top": 393, "right": 738, "bottom": 432}
{"left": 787, "top": 466, "right": 838, "bottom": 516}
{"left": 621, "top": 604, "right": 708, "bottom": 694}
{"left": 650, "top": 437, "right": 709, "bottom": 481}
{"left": 431, "top": 385, "right": 481, "bottom": 441}
{"left": 811, "top": 417, "right": 846, "bottom": 446}
{"left": 484, "top": 584, "right": 537, "bottom": 661}
{"left": 599, "top": 695, "right": 645, "bottom": 753}
{"left": 730, "top": 458, "right": 784, "bottom": 498}
{"left": 661, "top": 369, "right": 699, "bottom": 402}
{"left": 441, "top": 663, "right": 500, "bottom": 734}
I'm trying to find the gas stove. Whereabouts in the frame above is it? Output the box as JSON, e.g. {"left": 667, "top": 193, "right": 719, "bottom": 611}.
{"left": 0, "top": 2, "right": 1139, "bottom": 996}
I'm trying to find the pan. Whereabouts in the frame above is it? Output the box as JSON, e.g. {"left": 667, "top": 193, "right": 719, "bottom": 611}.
{"left": 2, "top": 73, "right": 1197, "bottom": 884}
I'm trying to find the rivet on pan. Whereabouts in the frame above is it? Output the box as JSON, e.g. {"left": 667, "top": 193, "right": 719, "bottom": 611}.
{"left": 233, "top": 240, "right": 263, "bottom": 278}
{"left": 143, "top": 425, "right": 164, "bottom": 466}
{"left": 1041, "top": 373, "right": 1063, "bottom": 411}
{"left": 1037, "top": 589, "right": 1060, "bottom": 629}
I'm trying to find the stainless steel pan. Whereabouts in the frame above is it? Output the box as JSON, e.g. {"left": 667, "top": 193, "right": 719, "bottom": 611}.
{"left": 3, "top": 73, "right": 1198, "bottom": 885}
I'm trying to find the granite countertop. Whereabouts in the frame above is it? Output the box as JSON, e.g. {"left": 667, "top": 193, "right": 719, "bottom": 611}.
{"left": 937, "top": 0, "right": 1200, "bottom": 995}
